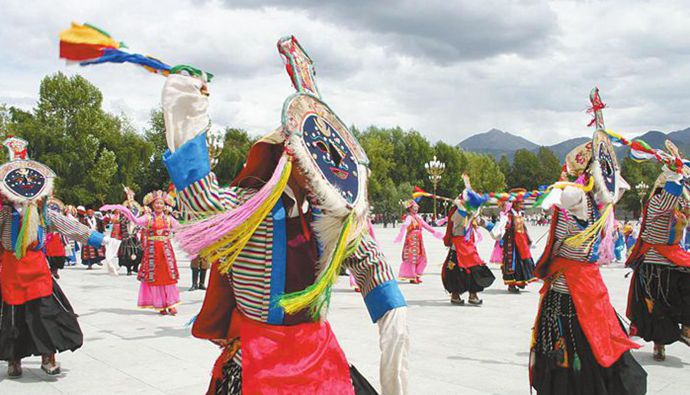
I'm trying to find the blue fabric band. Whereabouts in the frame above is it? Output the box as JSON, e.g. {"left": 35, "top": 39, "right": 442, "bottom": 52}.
{"left": 267, "top": 200, "right": 287, "bottom": 324}
{"left": 664, "top": 180, "right": 682, "bottom": 197}
{"left": 364, "top": 280, "right": 407, "bottom": 323}
{"left": 88, "top": 231, "right": 104, "bottom": 248}
{"left": 163, "top": 132, "right": 211, "bottom": 191}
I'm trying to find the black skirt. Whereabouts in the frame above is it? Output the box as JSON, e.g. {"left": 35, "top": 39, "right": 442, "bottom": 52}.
{"left": 0, "top": 280, "right": 83, "bottom": 360}
{"left": 531, "top": 290, "right": 647, "bottom": 395}
{"left": 118, "top": 236, "right": 143, "bottom": 270}
{"left": 442, "top": 250, "right": 495, "bottom": 294}
{"left": 628, "top": 262, "right": 690, "bottom": 345}
{"left": 47, "top": 256, "right": 66, "bottom": 271}
{"left": 502, "top": 255, "right": 536, "bottom": 287}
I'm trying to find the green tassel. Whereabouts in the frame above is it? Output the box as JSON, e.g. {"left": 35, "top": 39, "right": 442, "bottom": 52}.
{"left": 573, "top": 352, "right": 581, "bottom": 373}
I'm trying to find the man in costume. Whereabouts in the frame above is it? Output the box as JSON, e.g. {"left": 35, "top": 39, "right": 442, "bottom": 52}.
{"left": 0, "top": 137, "right": 116, "bottom": 378}
{"left": 498, "top": 190, "right": 536, "bottom": 293}
{"left": 441, "top": 174, "right": 495, "bottom": 305}
{"left": 79, "top": 208, "right": 105, "bottom": 270}
{"left": 626, "top": 140, "right": 690, "bottom": 361}
{"left": 530, "top": 89, "right": 646, "bottom": 394}
{"left": 160, "top": 37, "right": 408, "bottom": 394}
{"left": 394, "top": 200, "right": 443, "bottom": 284}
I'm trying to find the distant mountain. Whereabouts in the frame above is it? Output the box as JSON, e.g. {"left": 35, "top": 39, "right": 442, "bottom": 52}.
{"left": 547, "top": 137, "right": 590, "bottom": 160}
{"left": 459, "top": 128, "right": 690, "bottom": 161}
{"left": 458, "top": 129, "right": 538, "bottom": 159}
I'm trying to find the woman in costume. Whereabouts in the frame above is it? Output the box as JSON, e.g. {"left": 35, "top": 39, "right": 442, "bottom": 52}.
{"left": 394, "top": 200, "right": 443, "bottom": 284}
{"left": 109, "top": 191, "right": 180, "bottom": 314}
{"left": 488, "top": 201, "right": 507, "bottom": 265}
{"left": 625, "top": 141, "right": 690, "bottom": 361}
{"left": 441, "top": 174, "right": 495, "bottom": 305}
{"left": 0, "top": 137, "right": 114, "bottom": 378}
{"left": 530, "top": 89, "right": 646, "bottom": 394}
{"left": 499, "top": 191, "right": 536, "bottom": 293}
{"left": 63, "top": 205, "right": 79, "bottom": 266}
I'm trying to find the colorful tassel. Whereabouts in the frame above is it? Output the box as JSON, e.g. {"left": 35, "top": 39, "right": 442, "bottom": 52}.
{"left": 174, "top": 154, "right": 292, "bottom": 273}
{"left": 277, "top": 212, "right": 361, "bottom": 318}
{"left": 564, "top": 204, "right": 613, "bottom": 249}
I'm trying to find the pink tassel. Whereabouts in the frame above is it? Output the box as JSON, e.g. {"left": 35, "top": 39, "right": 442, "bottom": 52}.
{"left": 597, "top": 208, "right": 616, "bottom": 265}
{"left": 174, "top": 154, "right": 289, "bottom": 255}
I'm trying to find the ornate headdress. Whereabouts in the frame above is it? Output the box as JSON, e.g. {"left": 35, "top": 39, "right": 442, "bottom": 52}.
{"left": 0, "top": 137, "right": 55, "bottom": 204}
{"left": 403, "top": 199, "right": 419, "bottom": 210}
{"left": 143, "top": 190, "right": 175, "bottom": 207}
{"left": 0, "top": 136, "right": 57, "bottom": 258}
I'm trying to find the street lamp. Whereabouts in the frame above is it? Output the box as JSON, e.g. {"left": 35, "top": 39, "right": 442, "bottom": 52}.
{"left": 206, "top": 130, "right": 225, "bottom": 170}
{"left": 424, "top": 155, "right": 445, "bottom": 221}
{"left": 636, "top": 181, "right": 649, "bottom": 218}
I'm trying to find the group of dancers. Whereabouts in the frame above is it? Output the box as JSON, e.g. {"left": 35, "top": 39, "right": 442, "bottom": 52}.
{"left": 396, "top": 174, "right": 536, "bottom": 305}
{"left": 0, "top": 24, "right": 688, "bottom": 394}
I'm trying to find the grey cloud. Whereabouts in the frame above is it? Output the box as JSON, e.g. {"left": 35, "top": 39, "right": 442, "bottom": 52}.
{"left": 225, "top": 0, "right": 560, "bottom": 63}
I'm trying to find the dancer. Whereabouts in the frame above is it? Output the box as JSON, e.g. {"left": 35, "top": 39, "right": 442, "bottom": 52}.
{"left": 500, "top": 191, "right": 536, "bottom": 293}
{"left": 104, "top": 191, "right": 180, "bottom": 314}
{"left": 79, "top": 207, "right": 105, "bottom": 270}
{"left": 62, "top": 24, "right": 408, "bottom": 393}
{"left": 111, "top": 187, "right": 143, "bottom": 275}
{"left": 530, "top": 89, "right": 645, "bottom": 394}
{"left": 0, "top": 137, "right": 115, "bottom": 378}
{"left": 394, "top": 200, "right": 443, "bottom": 284}
{"left": 441, "top": 174, "right": 495, "bottom": 305}
{"left": 488, "top": 201, "right": 507, "bottom": 265}
{"left": 161, "top": 38, "right": 407, "bottom": 394}
{"left": 626, "top": 140, "right": 690, "bottom": 361}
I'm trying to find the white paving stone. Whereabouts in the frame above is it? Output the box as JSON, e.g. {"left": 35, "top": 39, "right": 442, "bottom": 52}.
{"left": 0, "top": 224, "right": 688, "bottom": 394}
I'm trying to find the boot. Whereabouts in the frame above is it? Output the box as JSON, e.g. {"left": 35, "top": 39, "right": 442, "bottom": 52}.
{"left": 41, "top": 354, "right": 61, "bottom": 375}
{"left": 198, "top": 269, "right": 207, "bottom": 290}
{"left": 508, "top": 285, "right": 520, "bottom": 294}
{"left": 450, "top": 293, "right": 464, "bottom": 305}
{"left": 653, "top": 343, "right": 666, "bottom": 361}
{"left": 7, "top": 359, "right": 22, "bottom": 378}
{"left": 468, "top": 292, "right": 483, "bottom": 306}
{"left": 189, "top": 268, "right": 199, "bottom": 291}
{"left": 51, "top": 268, "right": 60, "bottom": 279}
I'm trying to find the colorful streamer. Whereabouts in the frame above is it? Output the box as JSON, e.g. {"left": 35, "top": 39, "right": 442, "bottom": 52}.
{"left": 59, "top": 22, "right": 213, "bottom": 81}
{"left": 601, "top": 129, "right": 687, "bottom": 172}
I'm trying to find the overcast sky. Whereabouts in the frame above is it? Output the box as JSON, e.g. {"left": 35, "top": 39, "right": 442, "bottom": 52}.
{"left": 1, "top": 0, "right": 689, "bottom": 146}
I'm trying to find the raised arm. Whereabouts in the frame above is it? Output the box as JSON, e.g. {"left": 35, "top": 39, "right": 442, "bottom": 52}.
{"left": 46, "top": 209, "right": 105, "bottom": 248}
{"left": 160, "top": 74, "right": 245, "bottom": 220}
{"left": 419, "top": 215, "right": 444, "bottom": 239}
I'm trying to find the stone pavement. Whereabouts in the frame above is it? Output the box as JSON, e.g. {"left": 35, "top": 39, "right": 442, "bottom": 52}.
{"left": 1, "top": 225, "right": 688, "bottom": 394}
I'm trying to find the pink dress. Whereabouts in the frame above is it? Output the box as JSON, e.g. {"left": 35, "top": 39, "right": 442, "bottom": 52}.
{"left": 395, "top": 214, "right": 442, "bottom": 280}
{"left": 490, "top": 241, "right": 503, "bottom": 264}
{"left": 134, "top": 214, "right": 181, "bottom": 311}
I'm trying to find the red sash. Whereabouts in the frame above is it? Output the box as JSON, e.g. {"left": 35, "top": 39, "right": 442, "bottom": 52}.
{"left": 451, "top": 234, "right": 483, "bottom": 269}
{"left": 0, "top": 249, "right": 53, "bottom": 305}
{"left": 542, "top": 257, "right": 640, "bottom": 367}
{"left": 238, "top": 312, "right": 353, "bottom": 395}
{"left": 627, "top": 240, "right": 690, "bottom": 268}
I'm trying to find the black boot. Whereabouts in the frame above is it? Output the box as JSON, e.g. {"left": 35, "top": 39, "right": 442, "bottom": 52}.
{"left": 198, "top": 269, "right": 207, "bottom": 290}
{"left": 189, "top": 268, "right": 199, "bottom": 291}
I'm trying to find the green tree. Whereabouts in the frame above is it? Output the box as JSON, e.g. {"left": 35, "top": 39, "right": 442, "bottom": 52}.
{"left": 465, "top": 152, "right": 506, "bottom": 192}
{"left": 215, "top": 128, "right": 254, "bottom": 185}
{"left": 509, "top": 149, "right": 541, "bottom": 190}
{"left": 618, "top": 157, "right": 660, "bottom": 217}
{"left": 535, "top": 147, "right": 562, "bottom": 187}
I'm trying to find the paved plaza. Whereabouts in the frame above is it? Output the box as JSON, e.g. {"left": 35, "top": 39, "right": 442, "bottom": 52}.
{"left": 1, "top": 224, "right": 688, "bottom": 394}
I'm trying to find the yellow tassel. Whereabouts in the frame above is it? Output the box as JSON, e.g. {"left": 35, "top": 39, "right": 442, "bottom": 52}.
{"left": 201, "top": 158, "right": 292, "bottom": 273}
{"left": 564, "top": 204, "right": 612, "bottom": 249}
{"left": 278, "top": 212, "right": 360, "bottom": 316}
{"left": 551, "top": 177, "right": 594, "bottom": 192}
